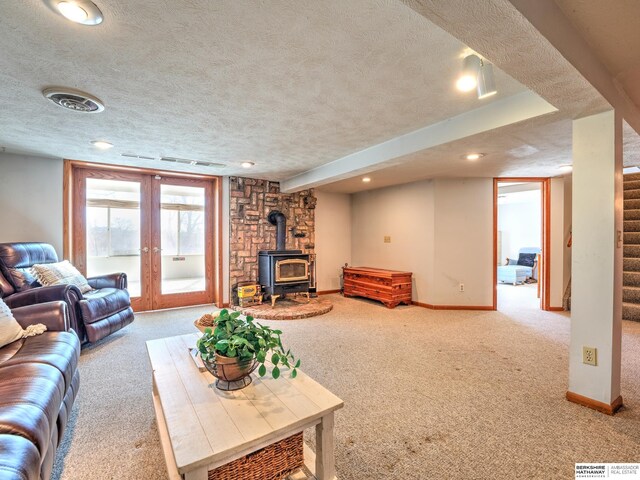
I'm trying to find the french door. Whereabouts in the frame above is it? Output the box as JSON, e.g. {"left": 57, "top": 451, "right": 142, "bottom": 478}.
{"left": 71, "top": 166, "right": 217, "bottom": 311}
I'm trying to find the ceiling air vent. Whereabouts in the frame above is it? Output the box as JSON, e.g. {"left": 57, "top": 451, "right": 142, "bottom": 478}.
{"left": 161, "top": 157, "right": 226, "bottom": 168}
{"left": 42, "top": 87, "right": 105, "bottom": 113}
{"left": 121, "top": 153, "right": 156, "bottom": 160}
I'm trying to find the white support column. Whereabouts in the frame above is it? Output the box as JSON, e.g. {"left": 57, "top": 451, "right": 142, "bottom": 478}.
{"left": 568, "top": 109, "right": 623, "bottom": 414}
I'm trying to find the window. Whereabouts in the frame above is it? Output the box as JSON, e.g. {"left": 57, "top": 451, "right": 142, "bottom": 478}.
{"left": 86, "top": 207, "right": 141, "bottom": 257}
{"left": 160, "top": 185, "right": 205, "bottom": 256}
{"left": 160, "top": 209, "right": 205, "bottom": 255}
{"left": 86, "top": 179, "right": 141, "bottom": 257}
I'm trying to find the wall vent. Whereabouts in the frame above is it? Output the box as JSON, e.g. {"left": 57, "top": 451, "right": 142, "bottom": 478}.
{"left": 121, "top": 153, "right": 157, "bottom": 160}
{"left": 160, "top": 157, "right": 226, "bottom": 168}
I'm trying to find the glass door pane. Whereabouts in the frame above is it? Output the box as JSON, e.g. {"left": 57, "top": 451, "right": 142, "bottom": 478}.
{"left": 159, "top": 184, "right": 206, "bottom": 294}
{"left": 86, "top": 178, "right": 142, "bottom": 297}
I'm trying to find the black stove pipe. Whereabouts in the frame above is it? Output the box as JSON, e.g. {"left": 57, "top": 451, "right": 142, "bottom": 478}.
{"left": 267, "top": 210, "right": 287, "bottom": 251}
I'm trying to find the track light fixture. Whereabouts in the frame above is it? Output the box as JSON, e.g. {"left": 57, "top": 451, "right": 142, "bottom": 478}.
{"left": 477, "top": 61, "right": 497, "bottom": 99}
{"left": 456, "top": 54, "right": 497, "bottom": 99}
{"left": 456, "top": 54, "right": 481, "bottom": 92}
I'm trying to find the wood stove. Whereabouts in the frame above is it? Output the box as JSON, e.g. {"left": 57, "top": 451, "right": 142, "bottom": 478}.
{"left": 259, "top": 211, "right": 310, "bottom": 306}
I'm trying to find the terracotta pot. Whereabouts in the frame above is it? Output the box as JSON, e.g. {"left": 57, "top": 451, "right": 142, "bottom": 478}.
{"left": 202, "top": 353, "right": 258, "bottom": 391}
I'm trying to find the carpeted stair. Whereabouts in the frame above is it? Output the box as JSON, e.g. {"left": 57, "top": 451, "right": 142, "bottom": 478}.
{"left": 623, "top": 172, "right": 640, "bottom": 321}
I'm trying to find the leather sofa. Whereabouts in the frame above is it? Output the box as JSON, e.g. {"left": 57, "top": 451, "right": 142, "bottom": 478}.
{"left": 0, "top": 242, "right": 134, "bottom": 343}
{"left": 0, "top": 301, "right": 80, "bottom": 480}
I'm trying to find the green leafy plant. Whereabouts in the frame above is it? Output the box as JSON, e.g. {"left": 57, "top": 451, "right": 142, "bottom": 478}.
{"left": 196, "top": 309, "right": 300, "bottom": 379}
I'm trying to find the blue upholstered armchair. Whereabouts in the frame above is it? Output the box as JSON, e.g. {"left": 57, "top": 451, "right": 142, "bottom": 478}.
{"left": 498, "top": 247, "right": 541, "bottom": 285}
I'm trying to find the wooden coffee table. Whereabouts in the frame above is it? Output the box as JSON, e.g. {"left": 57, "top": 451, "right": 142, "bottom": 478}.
{"left": 146, "top": 334, "right": 343, "bottom": 480}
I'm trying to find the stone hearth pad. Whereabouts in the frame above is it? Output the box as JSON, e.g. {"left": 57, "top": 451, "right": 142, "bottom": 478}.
{"left": 233, "top": 296, "right": 333, "bottom": 320}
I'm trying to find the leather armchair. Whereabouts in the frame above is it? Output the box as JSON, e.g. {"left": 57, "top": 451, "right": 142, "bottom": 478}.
{"left": 0, "top": 242, "right": 134, "bottom": 343}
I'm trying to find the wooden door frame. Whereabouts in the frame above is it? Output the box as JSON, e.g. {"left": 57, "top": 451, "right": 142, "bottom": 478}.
{"left": 63, "top": 159, "right": 224, "bottom": 309}
{"left": 493, "top": 177, "right": 551, "bottom": 311}
{"left": 150, "top": 175, "right": 215, "bottom": 310}
{"left": 69, "top": 167, "right": 152, "bottom": 311}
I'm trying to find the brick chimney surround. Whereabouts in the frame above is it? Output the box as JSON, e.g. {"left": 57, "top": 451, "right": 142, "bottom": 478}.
{"left": 229, "top": 176, "right": 316, "bottom": 303}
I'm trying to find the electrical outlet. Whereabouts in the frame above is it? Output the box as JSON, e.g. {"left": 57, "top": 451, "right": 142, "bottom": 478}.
{"left": 383, "top": 236, "right": 391, "bottom": 243}
{"left": 459, "top": 283, "right": 464, "bottom": 292}
{"left": 582, "top": 346, "right": 598, "bottom": 366}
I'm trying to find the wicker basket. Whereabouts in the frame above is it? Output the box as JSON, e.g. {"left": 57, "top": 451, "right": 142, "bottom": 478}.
{"left": 208, "top": 432, "right": 304, "bottom": 480}
{"left": 194, "top": 313, "right": 219, "bottom": 333}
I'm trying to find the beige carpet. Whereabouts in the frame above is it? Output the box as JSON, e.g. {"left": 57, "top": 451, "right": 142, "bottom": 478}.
{"left": 52, "top": 293, "right": 640, "bottom": 480}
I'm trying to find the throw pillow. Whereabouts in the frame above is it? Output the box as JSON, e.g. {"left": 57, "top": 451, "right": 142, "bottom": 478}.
{"left": 0, "top": 298, "right": 24, "bottom": 348}
{"left": 517, "top": 253, "right": 537, "bottom": 268}
{"left": 31, "top": 260, "right": 92, "bottom": 294}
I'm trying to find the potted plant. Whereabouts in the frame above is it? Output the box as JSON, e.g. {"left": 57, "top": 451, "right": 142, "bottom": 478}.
{"left": 196, "top": 309, "right": 300, "bottom": 391}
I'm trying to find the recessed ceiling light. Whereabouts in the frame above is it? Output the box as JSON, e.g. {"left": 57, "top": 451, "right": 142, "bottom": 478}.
{"left": 91, "top": 140, "right": 113, "bottom": 149}
{"left": 465, "top": 153, "right": 485, "bottom": 161}
{"left": 58, "top": 2, "right": 88, "bottom": 22}
{"left": 558, "top": 164, "right": 573, "bottom": 173}
{"left": 362, "top": 177, "right": 371, "bottom": 183}
{"left": 241, "top": 161, "right": 255, "bottom": 168}
{"left": 45, "top": 0, "right": 103, "bottom": 25}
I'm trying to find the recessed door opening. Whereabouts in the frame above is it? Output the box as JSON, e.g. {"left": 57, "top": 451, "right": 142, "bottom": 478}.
{"left": 494, "top": 178, "right": 551, "bottom": 312}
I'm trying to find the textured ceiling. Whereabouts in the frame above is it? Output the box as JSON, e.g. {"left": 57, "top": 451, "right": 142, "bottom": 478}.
{"left": 554, "top": 0, "right": 640, "bottom": 111}
{"left": 2, "top": 0, "right": 637, "bottom": 193}
{"left": 320, "top": 117, "right": 640, "bottom": 194}
{"left": 318, "top": 0, "right": 640, "bottom": 193}
{"left": 321, "top": 114, "right": 570, "bottom": 193}
{"left": 401, "top": 0, "right": 611, "bottom": 121}
{"left": 0, "top": 0, "right": 526, "bottom": 179}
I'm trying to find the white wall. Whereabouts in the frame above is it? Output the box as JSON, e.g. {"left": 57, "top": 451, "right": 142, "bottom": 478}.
{"left": 350, "top": 178, "right": 493, "bottom": 306}
{"left": 497, "top": 190, "right": 542, "bottom": 262}
{"left": 563, "top": 174, "right": 572, "bottom": 296}
{"left": 314, "top": 191, "right": 352, "bottom": 291}
{"left": 0, "top": 153, "right": 64, "bottom": 256}
{"left": 432, "top": 179, "right": 494, "bottom": 306}
{"left": 351, "top": 180, "right": 434, "bottom": 302}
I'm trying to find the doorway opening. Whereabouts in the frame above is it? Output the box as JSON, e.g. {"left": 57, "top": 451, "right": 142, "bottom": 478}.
{"left": 493, "top": 178, "right": 551, "bottom": 311}
{"left": 65, "top": 161, "right": 222, "bottom": 311}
